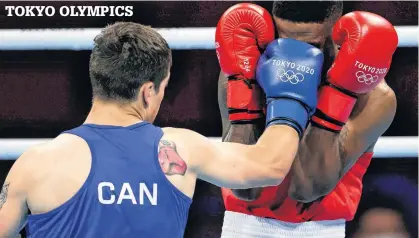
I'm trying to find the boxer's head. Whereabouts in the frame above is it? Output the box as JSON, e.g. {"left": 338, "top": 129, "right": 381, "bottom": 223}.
{"left": 272, "top": 0, "right": 343, "bottom": 50}
{"left": 354, "top": 208, "right": 409, "bottom": 238}
{"left": 272, "top": 1, "right": 343, "bottom": 76}
{"left": 89, "top": 22, "right": 172, "bottom": 122}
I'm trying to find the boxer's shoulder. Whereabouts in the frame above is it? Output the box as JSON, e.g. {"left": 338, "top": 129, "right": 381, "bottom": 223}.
{"left": 161, "top": 127, "right": 187, "bottom": 143}
{"left": 19, "top": 134, "right": 90, "bottom": 182}
{"left": 345, "top": 80, "right": 396, "bottom": 157}
{"left": 14, "top": 134, "right": 92, "bottom": 214}
{"left": 161, "top": 127, "right": 206, "bottom": 146}
{"left": 352, "top": 80, "right": 396, "bottom": 117}
{"left": 7, "top": 134, "right": 87, "bottom": 193}
{"left": 371, "top": 80, "right": 396, "bottom": 98}
{"left": 160, "top": 127, "right": 221, "bottom": 173}
{"left": 368, "top": 80, "right": 396, "bottom": 114}
{"left": 35, "top": 134, "right": 90, "bottom": 161}
{"left": 363, "top": 80, "right": 395, "bottom": 103}
{"left": 160, "top": 127, "right": 199, "bottom": 165}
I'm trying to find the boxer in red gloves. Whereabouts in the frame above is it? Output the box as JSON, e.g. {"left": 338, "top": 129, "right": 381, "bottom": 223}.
{"left": 217, "top": 2, "right": 398, "bottom": 237}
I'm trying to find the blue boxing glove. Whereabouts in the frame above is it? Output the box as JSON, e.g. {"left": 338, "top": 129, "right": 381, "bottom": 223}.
{"left": 256, "top": 38, "right": 323, "bottom": 138}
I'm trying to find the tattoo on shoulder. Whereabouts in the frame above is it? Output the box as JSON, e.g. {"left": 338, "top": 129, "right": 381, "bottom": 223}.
{"left": 158, "top": 140, "right": 187, "bottom": 176}
{"left": 0, "top": 182, "right": 10, "bottom": 209}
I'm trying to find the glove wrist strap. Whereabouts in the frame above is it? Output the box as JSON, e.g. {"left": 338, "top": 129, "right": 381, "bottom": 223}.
{"left": 227, "top": 76, "right": 264, "bottom": 124}
{"left": 266, "top": 99, "right": 309, "bottom": 139}
{"left": 229, "top": 111, "right": 264, "bottom": 124}
{"left": 311, "top": 84, "right": 357, "bottom": 133}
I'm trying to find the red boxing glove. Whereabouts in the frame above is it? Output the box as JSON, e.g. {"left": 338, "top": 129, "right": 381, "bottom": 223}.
{"left": 215, "top": 3, "right": 275, "bottom": 124}
{"left": 311, "top": 11, "right": 398, "bottom": 132}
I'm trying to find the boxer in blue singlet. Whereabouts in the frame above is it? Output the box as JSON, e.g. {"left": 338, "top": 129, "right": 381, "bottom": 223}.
{"left": 0, "top": 22, "right": 322, "bottom": 237}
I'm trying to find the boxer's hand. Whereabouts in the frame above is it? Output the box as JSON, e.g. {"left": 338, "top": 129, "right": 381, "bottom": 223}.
{"left": 312, "top": 11, "right": 398, "bottom": 132}
{"left": 256, "top": 39, "right": 324, "bottom": 138}
{"left": 215, "top": 3, "right": 275, "bottom": 124}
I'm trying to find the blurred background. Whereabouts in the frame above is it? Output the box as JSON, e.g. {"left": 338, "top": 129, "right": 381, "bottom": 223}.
{"left": 0, "top": 1, "right": 417, "bottom": 238}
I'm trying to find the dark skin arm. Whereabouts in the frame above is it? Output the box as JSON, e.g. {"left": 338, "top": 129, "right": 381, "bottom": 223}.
{"left": 218, "top": 71, "right": 265, "bottom": 201}
{"left": 219, "top": 69, "right": 397, "bottom": 203}
{"left": 288, "top": 81, "right": 397, "bottom": 202}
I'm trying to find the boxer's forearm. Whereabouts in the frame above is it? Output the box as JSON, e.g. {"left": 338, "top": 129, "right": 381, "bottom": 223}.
{"left": 288, "top": 125, "right": 344, "bottom": 202}
{"left": 225, "top": 123, "right": 265, "bottom": 201}
{"left": 289, "top": 86, "right": 396, "bottom": 203}
{"left": 218, "top": 71, "right": 266, "bottom": 200}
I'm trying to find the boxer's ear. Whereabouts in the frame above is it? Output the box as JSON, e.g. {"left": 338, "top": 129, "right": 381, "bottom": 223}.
{"left": 141, "top": 82, "right": 155, "bottom": 108}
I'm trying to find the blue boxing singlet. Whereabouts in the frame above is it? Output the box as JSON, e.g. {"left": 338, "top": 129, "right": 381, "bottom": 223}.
{"left": 25, "top": 122, "right": 192, "bottom": 238}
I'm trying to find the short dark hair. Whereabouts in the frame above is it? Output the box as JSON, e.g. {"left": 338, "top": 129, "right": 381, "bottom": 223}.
{"left": 89, "top": 22, "right": 172, "bottom": 102}
{"left": 272, "top": 1, "right": 343, "bottom": 23}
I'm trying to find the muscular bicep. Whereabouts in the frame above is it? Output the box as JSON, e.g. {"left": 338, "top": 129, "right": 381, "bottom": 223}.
{"left": 163, "top": 128, "right": 280, "bottom": 189}
{"left": 0, "top": 152, "right": 31, "bottom": 236}
{"left": 340, "top": 82, "right": 397, "bottom": 172}
{"left": 197, "top": 140, "right": 282, "bottom": 189}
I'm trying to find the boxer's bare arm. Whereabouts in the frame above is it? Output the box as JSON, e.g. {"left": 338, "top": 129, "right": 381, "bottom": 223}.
{"left": 161, "top": 125, "right": 298, "bottom": 189}
{"left": 218, "top": 72, "right": 265, "bottom": 200}
{"left": 288, "top": 81, "right": 397, "bottom": 202}
{"left": 0, "top": 149, "right": 34, "bottom": 237}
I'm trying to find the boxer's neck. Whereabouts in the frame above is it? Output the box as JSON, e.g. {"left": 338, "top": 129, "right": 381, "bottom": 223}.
{"left": 85, "top": 99, "right": 145, "bottom": 127}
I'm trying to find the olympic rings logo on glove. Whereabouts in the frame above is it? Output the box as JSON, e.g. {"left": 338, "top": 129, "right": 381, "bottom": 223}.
{"left": 276, "top": 69, "right": 304, "bottom": 84}
{"left": 356, "top": 71, "right": 379, "bottom": 85}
